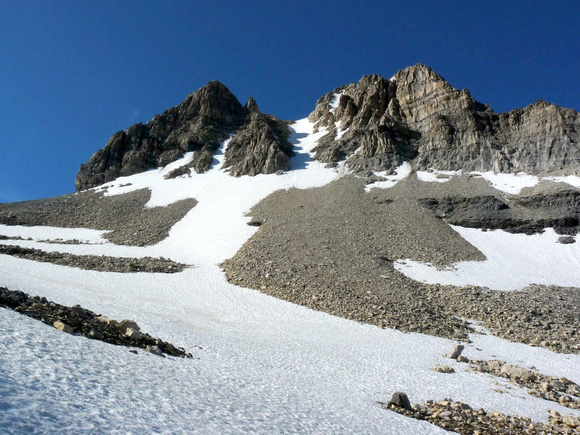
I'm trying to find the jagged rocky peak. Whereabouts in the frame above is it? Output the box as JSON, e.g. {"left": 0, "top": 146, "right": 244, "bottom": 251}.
{"left": 245, "top": 96, "right": 259, "bottom": 113}
{"left": 75, "top": 82, "right": 292, "bottom": 191}
{"left": 309, "top": 64, "right": 579, "bottom": 176}
{"left": 219, "top": 93, "right": 294, "bottom": 177}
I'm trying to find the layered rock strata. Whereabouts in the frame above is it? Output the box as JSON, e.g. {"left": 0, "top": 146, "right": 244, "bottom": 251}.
{"left": 309, "top": 64, "right": 580, "bottom": 175}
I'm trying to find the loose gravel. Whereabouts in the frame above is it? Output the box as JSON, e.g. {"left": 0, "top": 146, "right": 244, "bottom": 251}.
{"left": 0, "top": 188, "right": 196, "bottom": 246}
{"left": 384, "top": 397, "right": 580, "bottom": 434}
{"left": 222, "top": 176, "right": 580, "bottom": 352}
{"left": 0, "top": 244, "right": 189, "bottom": 273}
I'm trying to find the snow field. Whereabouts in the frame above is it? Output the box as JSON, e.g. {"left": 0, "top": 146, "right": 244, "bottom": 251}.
{"left": 1, "top": 119, "right": 579, "bottom": 433}
{"left": 395, "top": 227, "right": 580, "bottom": 290}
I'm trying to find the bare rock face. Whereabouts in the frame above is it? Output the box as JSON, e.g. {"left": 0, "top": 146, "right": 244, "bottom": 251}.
{"left": 76, "top": 65, "right": 578, "bottom": 191}
{"left": 76, "top": 83, "right": 292, "bottom": 190}
{"left": 224, "top": 107, "right": 294, "bottom": 176}
{"left": 308, "top": 64, "right": 580, "bottom": 175}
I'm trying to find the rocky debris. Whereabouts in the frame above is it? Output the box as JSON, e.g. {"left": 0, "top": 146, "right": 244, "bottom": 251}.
{"left": 0, "top": 235, "right": 26, "bottom": 241}
{"left": 383, "top": 396, "right": 580, "bottom": 434}
{"left": 222, "top": 177, "right": 580, "bottom": 352}
{"left": 438, "top": 284, "right": 580, "bottom": 354}
{"left": 37, "top": 238, "right": 92, "bottom": 245}
{"left": 0, "top": 286, "right": 192, "bottom": 358}
{"left": 559, "top": 236, "right": 576, "bottom": 244}
{"left": 432, "top": 364, "right": 455, "bottom": 374}
{"left": 0, "top": 188, "right": 196, "bottom": 246}
{"left": 420, "top": 189, "right": 580, "bottom": 235}
{"left": 76, "top": 82, "right": 292, "bottom": 190}
{"left": 445, "top": 344, "right": 465, "bottom": 359}
{"left": 0, "top": 244, "right": 188, "bottom": 273}
{"left": 309, "top": 64, "right": 580, "bottom": 176}
{"left": 467, "top": 359, "right": 580, "bottom": 410}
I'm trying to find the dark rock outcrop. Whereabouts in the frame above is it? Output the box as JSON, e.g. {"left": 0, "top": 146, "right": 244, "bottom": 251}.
{"left": 309, "top": 64, "right": 580, "bottom": 175}
{"left": 0, "top": 286, "right": 192, "bottom": 357}
{"left": 224, "top": 108, "right": 295, "bottom": 176}
{"left": 76, "top": 83, "right": 292, "bottom": 190}
{"left": 419, "top": 189, "right": 580, "bottom": 235}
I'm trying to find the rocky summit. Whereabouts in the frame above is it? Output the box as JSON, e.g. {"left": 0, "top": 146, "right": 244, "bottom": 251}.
{"left": 75, "top": 81, "right": 293, "bottom": 190}
{"left": 310, "top": 65, "right": 579, "bottom": 175}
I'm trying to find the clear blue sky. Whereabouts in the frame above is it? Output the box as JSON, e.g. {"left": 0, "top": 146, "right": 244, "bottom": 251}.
{"left": 1, "top": 1, "right": 578, "bottom": 202}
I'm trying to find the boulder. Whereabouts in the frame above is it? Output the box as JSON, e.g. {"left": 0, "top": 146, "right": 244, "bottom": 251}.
{"left": 388, "top": 391, "right": 413, "bottom": 411}
{"left": 445, "top": 344, "right": 464, "bottom": 359}
{"left": 53, "top": 320, "right": 74, "bottom": 334}
{"left": 125, "top": 327, "right": 142, "bottom": 340}
{"left": 118, "top": 319, "right": 140, "bottom": 334}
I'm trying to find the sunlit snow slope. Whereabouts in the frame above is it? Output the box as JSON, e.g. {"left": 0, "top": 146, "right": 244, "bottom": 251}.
{"left": 1, "top": 119, "right": 579, "bottom": 434}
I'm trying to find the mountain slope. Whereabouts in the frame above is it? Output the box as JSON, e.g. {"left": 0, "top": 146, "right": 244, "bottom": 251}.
{"left": 1, "top": 65, "right": 580, "bottom": 433}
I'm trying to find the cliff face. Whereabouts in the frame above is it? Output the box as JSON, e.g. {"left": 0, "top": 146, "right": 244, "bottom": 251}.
{"left": 75, "top": 82, "right": 292, "bottom": 191}
{"left": 309, "top": 64, "right": 579, "bottom": 175}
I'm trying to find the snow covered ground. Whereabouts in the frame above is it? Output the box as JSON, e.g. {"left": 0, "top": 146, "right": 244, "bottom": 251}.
{"left": 395, "top": 226, "right": 580, "bottom": 290}
{"left": 1, "top": 119, "right": 579, "bottom": 433}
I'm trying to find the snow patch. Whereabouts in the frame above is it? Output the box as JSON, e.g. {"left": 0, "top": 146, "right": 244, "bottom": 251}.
{"left": 470, "top": 171, "right": 540, "bottom": 195}
{"left": 364, "top": 162, "right": 413, "bottom": 191}
{"left": 416, "top": 170, "right": 460, "bottom": 183}
{"left": 0, "top": 224, "right": 108, "bottom": 244}
{"left": 395, "top": 227, "right": 580, "bottom": 290}
{"left": 334, "top": 120, "right": 349, "bottom": 140}
{"left": 416, "top": 169, "right": 580, "bottom": 194}
{"left": 329, "top": 92, "right": 343, "bottom": 113}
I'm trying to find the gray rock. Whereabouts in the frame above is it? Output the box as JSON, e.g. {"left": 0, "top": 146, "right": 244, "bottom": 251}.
{"left": 558, "top": 235, "right": 575, "bottom": 244}
{"left": 125, "top": 328, "right": 142, "bottom": 340}
{"left": 308, "top": 64, "right": 580, "bottom": 177}
{"left": 53, "top": 320, "right": 74, "bottom": 334}
{"left": 388, "top": 391, "right": 413, "bottom": 411}
{"left": 76, "top": 82, "right": 293, "bottom": 191}
{"left": 118, "top": 319, "right": 140, "bottom": 334}
{"left": 146, "top": 345, "right": 164, "bottom": 357}
{"left": 433, "top": 364, "right": 455, "bottom": 374}
{"left": 445, "top": 344, "right": 465, "bottom": 359}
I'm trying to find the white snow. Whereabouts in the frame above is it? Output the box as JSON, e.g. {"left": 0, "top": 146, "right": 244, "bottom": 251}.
{"left": 370, "top": 167, "right": 580, "bottom": 195}
{"left": 395, "top": 227, "right": 580, "bottom": 290}
{"left": 364, "top": 162, "right": 413, "bottom": 191}
{"left": 0, "top": 224, "right": 108, "bottom": 244}
{"left": 416, "top": 170, "right": 460, "bottom": 183}
{"left": 329, "top": 92, "right": 343, "bottom": 113}
{"left": 470, "top": 171, "right": 540, "bottom": 195}
{"left": 334, "top": 120, "right": 348, "bottom": 140}
{"left": 1, "top": 119, "right": 579, "bottom": 433}
{"left": 544, "top": 174, "right": 580, "bottom": 189}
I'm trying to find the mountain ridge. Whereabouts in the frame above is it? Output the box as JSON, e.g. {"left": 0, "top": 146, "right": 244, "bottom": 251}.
{"left": 75, "top": 64, "right": 579, "bottom": 191}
